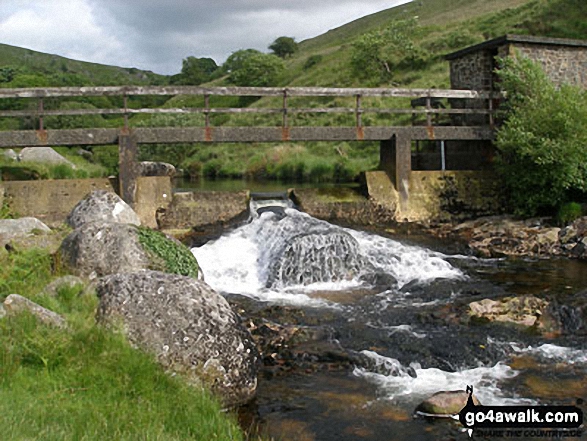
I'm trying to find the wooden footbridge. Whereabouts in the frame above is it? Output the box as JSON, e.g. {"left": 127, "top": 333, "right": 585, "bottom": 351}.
{"left": 0, "top": 86, "right": 497, "bottom": 209}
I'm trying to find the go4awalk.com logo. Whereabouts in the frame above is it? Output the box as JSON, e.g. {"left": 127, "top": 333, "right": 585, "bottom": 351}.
{"left": 457, "top": 386, "right": 584, "bottom": 438}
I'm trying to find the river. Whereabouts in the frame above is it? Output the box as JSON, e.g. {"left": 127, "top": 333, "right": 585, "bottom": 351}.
{"left": 191, "top": 197, "right": 587, "bottom": 440}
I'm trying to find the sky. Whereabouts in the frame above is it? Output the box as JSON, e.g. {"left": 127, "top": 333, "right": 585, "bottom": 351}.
{"left": 0, "top": 0, "right": 410, "bottom": 75}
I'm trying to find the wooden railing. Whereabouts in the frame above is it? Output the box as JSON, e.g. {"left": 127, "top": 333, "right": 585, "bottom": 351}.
{"left": 0, "top": 86, "right": 498, "bottom": 134}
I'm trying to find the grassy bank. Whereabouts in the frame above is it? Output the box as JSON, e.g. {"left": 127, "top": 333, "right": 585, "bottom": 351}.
{"left": 0, "top": 248, "right": 243, "bottom": 440}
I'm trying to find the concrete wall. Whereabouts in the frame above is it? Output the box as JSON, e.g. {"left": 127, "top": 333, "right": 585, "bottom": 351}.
{"left": 401, "top": 171, "right": 503, "bottom": 222}
{"left": 2, "top": 177, "right": 172, "bottom": 227}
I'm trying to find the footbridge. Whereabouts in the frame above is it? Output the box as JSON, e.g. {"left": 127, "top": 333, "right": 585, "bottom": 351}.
{"left": 0, "top": 86, "right": 497, "bottom": 211}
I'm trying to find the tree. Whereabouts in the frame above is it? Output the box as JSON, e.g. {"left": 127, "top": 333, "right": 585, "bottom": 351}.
{"left": 269, "top": 37, "right": 298, "bottom": 58}
{"left": 223, "top": 49, "right": 262, "bottom": 73}
{"left": 350, "top": 17, "right": 428, "bottom": 84}
{"left": 172, "top": 56, "right": 218, "bottom": 85}
{"left": 229, "top": 52, "right": 284, "bottom": 87}
{"left": 495, "top": 55, "right": 587, "bottom": 216}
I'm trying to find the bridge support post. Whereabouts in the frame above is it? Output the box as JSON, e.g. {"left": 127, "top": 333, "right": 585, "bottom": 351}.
{"left": 118, "top": 130, "right": 139, "bottom": 207}
{"left": 380, "top": 134, "right": 411, "bottom": 213}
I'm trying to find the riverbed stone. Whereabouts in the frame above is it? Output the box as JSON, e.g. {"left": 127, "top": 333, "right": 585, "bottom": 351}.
{"left": 3, "top": 294, "right": 66, "bottom": 328}
{"left": 19, "top": 147, "right": 76, "bottom": 168}
{"left": 66, "top": 190, "right": 140, "bottom": 228}
{"left": 0, "top": 217, "right": 51, "bottom": 240}
{"left": 468, "top": 295, "right": 549, "bottom": 327}
{"left": 96, "top": 271, "right": 258, "bottom": 407}
{"left": 416, "top": 390, "right": 480, "bottom": 415}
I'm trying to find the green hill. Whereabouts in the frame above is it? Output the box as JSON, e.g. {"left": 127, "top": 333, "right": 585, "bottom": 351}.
{"left": 0, "top": 43, "right": 167, "bottom": 87}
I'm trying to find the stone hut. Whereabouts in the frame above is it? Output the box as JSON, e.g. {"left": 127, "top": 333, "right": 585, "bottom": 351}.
{"left": 445, "top": 34, "right": 587, "bottom": 92}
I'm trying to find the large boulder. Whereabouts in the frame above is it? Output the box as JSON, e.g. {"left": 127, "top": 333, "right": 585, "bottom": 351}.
{"left": 67, "top": 190, "right": 140, "bottom": 228}
{"left": 58, "top": 221, "right": 199, "bottom": 280}
{"left": 0, "top": 217, "right": 51, "bottom": 240}
{"left": 2, "top": 149, "right": 18, "bottom": 161}
{"left": 96, "top": 271, "right": 258, "bottom": 407}
{"left": 19, "top": 147, "right": 76, "bottom": 168}
{"left": 3, "top": 294, "right": 66, "bottom": 328}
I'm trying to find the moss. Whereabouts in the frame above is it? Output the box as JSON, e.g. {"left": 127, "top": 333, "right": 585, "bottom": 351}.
{"left": 136, "top": 226, "right": 199, "bottom": 278}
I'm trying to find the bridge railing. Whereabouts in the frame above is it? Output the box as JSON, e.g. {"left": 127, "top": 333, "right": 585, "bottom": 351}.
{"left": 0, "top": 86, "right": 499, "bottom": 132}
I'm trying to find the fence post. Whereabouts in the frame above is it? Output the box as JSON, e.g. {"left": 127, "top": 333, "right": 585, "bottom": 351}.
{"left": 118, "top": 129, "right": 139, "bottom": 207}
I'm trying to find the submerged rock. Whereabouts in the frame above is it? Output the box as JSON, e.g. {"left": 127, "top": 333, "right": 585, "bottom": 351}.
{"left": 96, "top": 271, "right": 258, "bottom": 407}
{"left": 416, "top": 390, "right": 480, "bottom": 416}
{"left": 468, "top": 295, "right": 549, "bottom": 328}
{"left": 66, "top": 190, "right": 140, "bottom": 228}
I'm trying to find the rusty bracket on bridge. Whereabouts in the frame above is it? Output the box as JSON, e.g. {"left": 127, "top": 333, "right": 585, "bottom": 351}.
{"left": 281, "top": 127, "right": 291, "bottom": 142}
{"left": 205, "top": 126, "right": 214, "bottom": 142}
{"left": 356, "top": 126, "right": 364, "bottom": 141}
{"left": 36, "top": 129, "right": 48, "bottom": 144}
{"left": 426, "top": 126, "right": 435, "bottom": 140}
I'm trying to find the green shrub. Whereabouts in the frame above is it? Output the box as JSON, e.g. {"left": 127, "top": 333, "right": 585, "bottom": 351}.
{"left": 304, "top": 55, "right": 323, "bottom": 70}
{"left": 556, "top": 202, "right": 583, "bottom": 226}
{"left": 495, "top": 55, "right": 587, "bottom": 217}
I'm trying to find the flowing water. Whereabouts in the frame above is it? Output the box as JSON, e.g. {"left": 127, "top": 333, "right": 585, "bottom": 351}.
{"left": 191, "top": 202, "right": 587, "bottom": 440}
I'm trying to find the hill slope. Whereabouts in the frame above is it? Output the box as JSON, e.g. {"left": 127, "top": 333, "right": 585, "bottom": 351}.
{"left": 0, "top": 43, "right": 167, "bottom": 87}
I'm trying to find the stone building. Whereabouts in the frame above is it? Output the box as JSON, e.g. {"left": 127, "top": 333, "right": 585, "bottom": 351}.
{"left": 445, "top": 34, "right": 587, "bottom": 91}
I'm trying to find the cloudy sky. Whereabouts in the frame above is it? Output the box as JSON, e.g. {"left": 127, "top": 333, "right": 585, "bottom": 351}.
{"left": 0, "top": 0, "right": 410, "bottom": 75}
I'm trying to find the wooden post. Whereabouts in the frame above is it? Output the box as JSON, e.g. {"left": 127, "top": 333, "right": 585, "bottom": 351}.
{"left": 396, "top": 134, "right": 411, "bottom": 213}
{"left": 118, "top": 130, "right": 139, "bottom": 207}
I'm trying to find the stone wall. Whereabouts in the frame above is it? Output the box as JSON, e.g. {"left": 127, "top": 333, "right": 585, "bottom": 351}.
{"left": 499, "top": 43, "right": 587, "bottom": 89}
{"left": 449, "top": 50, "right": 496, "bottom": 91}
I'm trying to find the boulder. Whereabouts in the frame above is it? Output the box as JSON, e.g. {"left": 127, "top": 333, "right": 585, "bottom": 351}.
{"left": 66, "top": 190, "right": 140, "bottom": 228}
{"left": 96, "top": 271, "right": 258, "bottom": 407}
{"left": 416, "top": 390, "right": 480, "bottom": 415}
{"left": 19, "top": 147, "right": 76, "bottom": 168}
{"left": 139, "top": 161, "right": 176, "bottom": 177}
{"left": 2, "top": 149, "right": 18, "bottom": 161}
{"left": 59, "top": 222, "right": 151, "bottom": 279}
{"left": 3, "top": 294, "right": 66, "bottom": 328}
{"left": 469, "top": 295, "right": 548, "bottom": 327}
{"left": 0, "top": 217, "right": 51, "bottom": 240}
{"left": 58, "top": 221, "right": 199, "bottom": 279}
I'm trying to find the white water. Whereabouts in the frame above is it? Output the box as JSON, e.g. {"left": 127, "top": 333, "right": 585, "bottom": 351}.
{"left": 191, "top": 207, "right": 463, "bottom": 305}
{"left": 354, "top": 350, "right": 535, "bottom": 406}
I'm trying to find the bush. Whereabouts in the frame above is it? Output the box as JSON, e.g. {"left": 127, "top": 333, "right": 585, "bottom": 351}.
{"left": 556, "top": 202, "right": 583, "bottom": 226}
{"left": 304, "top": 55, "right": 323, "bottom": 70}
{"left": 495, "top": 55, "right": 587, "bottom": 217}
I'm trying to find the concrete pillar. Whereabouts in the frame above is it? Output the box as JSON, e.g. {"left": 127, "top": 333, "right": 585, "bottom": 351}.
{"left": 380, "top": 134, "right": 411, "bottom": 213}
{"left": 118, "top": 130, "right": 139, "bottom": 207}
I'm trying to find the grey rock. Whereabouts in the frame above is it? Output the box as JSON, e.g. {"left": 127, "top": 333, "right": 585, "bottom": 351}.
{"left": 3, "top": 294, "right": 66, "bottom": 328}
{"left": 3, "top": 149, "right": 18, "bottom": 161}
{"left": 416, "top": 390, "right": 480, "bottom": 416}
{"left": 67, "top": 190, "right": 140, "bottom": 228}
{"left": 76, "top": 148, "right": 93, "bottom": 160}
{"left": 43, "top": 276, "right": 90, "bottom": 297}
{"left": 139, "top": 161, "right": 176, "bottom": 177}
{"left": 0, "top": 217, "right": 51, "bottom": 240}
{"left": 19, "top": 147, "right": 76, "bottom": 168}
{"left": 96, "top": 271, "right": 258, "bottom": 407}
{"left": 59, "top": 222, "right": 150, "bottom": 279}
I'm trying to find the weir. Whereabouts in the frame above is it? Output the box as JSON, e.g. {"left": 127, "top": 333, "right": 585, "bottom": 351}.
{"left": 0, "top": 86, "right": 497, "bottom": 220}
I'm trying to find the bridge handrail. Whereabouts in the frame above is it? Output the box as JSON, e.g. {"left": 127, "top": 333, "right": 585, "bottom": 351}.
{"left": 0, "top": 86, "right": 499, "bottom": 99}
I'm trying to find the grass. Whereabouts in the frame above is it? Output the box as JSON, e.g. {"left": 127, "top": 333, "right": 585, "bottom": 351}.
{"left": 0, "top": 248, "right": 243, "bottom": 440}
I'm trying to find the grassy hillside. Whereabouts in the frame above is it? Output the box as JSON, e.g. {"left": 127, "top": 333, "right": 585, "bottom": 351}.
{"left": 0, "top": 43, "right": 167, "bottom": 87}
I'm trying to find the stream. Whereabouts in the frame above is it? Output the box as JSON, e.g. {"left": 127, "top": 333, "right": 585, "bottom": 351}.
{"left": 191, "top": 201, "right": 587, "bottom": 440}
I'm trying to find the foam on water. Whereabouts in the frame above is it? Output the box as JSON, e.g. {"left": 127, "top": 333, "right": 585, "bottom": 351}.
{"left": 192, "top": 205, "right": 463, "bottom": 305}
{"left": 354, "top": 350, "right": 534, "bottom": 406}
{"left": 514, "top": 343, "right": 587, "bottom": 365}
